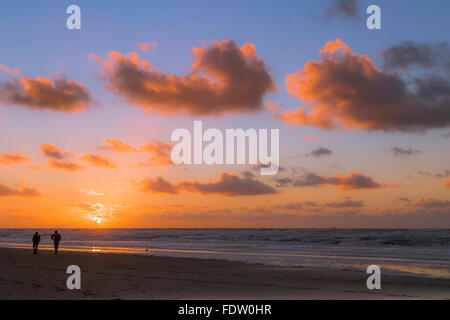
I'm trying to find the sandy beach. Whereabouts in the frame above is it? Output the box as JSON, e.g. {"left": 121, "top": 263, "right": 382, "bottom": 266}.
{"left": 0, "top": 247, "right": 448, "bottom": 300}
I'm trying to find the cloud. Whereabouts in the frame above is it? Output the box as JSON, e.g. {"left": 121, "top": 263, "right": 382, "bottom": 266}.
{"left": 80, "top": 154, "right": 117, "bottom": 168}
{"left": 417, "top": 169, "right": 450, "bottom": 179}
{"left": 98, "top": 139, "right": 138, "bottom": 153}
{"left": 137, "top": 172, "right": 278, "bottom": 196}
{"left": 417, "top": 171, "right": 433, "bottom": 178}
{"left": 278, "top": 39, "right": 450, "bottom": 132}
{"left": 91, "top": 40, "right": 275, "bottom": 116}
{"left": 98, "top": 138, "right": 172, "bottom": 167}
{"left": 137, "top": 176, "right": 179, "bottom": 194}
{"left": 414, "top": 198, "right": 450, "bottom": 209}
{"left": 0, "top": 66, "right": 92, "bottom": 112}
{"left": 137, "top": 41, "right": 157, "bottom": 53}
{"left": 0, "top": 152, "right": 30, "bottom": 165}
{"left": 240, "top": 170, "right": 255, "bottom": 179}
{"left": 435, "top": 170, "right": 450, "bottom": 178}
{"left": 293, "top": 171, "right": 383, "bottom": 190}
{"left": 306, "top": 147, "right": 332, "bottom": 157}
{"left": 265, "top": 101, "right": 280, "bottom": 113}
{"left": 0, "top": 183, "right": 40, "bottom": 197}
{"left": 178, "top": 172, "right": 278, "bottom": 196}
{"left": 283, "top": 197, "right": 363, "bottom": 210}
{"left": 46, "top": 159, "right": 84, "bottom": 172}
{"left": 39, "top": 144, "right": 73, "bottom": 160}
{"left": 325, "top": 197, "right": 363, "bottom": 208}
{"left": 80, "top": 189, "right": 104, "bottom": 196}
{"left": 251, "top": 162, "right": 285, "bottom": 172}
{"left": 251, "top": 162, "right": 272, "bottom": 170}
{"left": 274, "top": 177, "right": 294, "bottom": 187}
{"left": 303, "top": 135, "right": 317, "bottom": 142}
{"left": 389, "top": 147, "right": 420, "bottom": 158}
{"left": 283, "top": 201, "right": 320, "bottom": 210}
{"left": 326, "top": 0, "right": 359, "bottom": 21}
{"left": 136, "top": 141, "right": 173, "bottom": 166}
{"left": 382, "top": 41, "right": 450, "bottom": 70}
{"left": 284, "top": 202, "right": 305, "bottom": 210}
{"left": 444, "top": 178, "right": 450, "bottom": 189}
{"left": 40, "top": 144, "right": 113, "bottom": 171}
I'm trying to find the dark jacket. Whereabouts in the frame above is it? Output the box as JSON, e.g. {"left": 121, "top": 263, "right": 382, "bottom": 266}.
{"left": 32, "top": 235, "right": 40, "bottom": 244}
{"left": 51, "top": 233, "right": 61, "bottom": 243}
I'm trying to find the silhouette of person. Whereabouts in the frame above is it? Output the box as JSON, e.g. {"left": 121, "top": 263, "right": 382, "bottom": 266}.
{"left": 32, "top": 232, "right": 40, "bottom": 254}
{"left": 51, "top": 230, "right": 61, "bottom": 254}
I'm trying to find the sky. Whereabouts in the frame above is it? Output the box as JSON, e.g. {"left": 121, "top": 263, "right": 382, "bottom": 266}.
{"left": 0, "top": 0, "right": 450, "bottom": 228}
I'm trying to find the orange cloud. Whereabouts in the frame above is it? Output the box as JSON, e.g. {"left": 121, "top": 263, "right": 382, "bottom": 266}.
{"left": 0, "top": 68, "right": 92, "bottom": 112}
{"left": 303, "top": 136, "right": 317, "bottom": 142}
{"left": 279, "top": 39, "right": 450, "bottom": 132}
{"left": 137, "top": 41, "right": 157, "bottom": 52}
{"left": 319, "top": 38, "right": 352, "bottom": 54}
{"left": 278, "top": 107, "right": 334, "bottom": 129}
{"left": 137, "top": 172, "right": 278, "bottom": 196}
{"left": 39, "top": 144, "right": 73, "bottom": 160}
{"left": 265, "top": 101, "right": 280, "bottom": 113}
{"left": 137, "top": 177, "right": 178, "bottom": 194}
{"left": 98, "top": 138, "right": 138, "bottom": 153}
{"left": 0, "top": 152, "right": 30, "bottom": 165}
{"left": 46, "top": 159, "right": 84, "bottom": 172}
{"left": 137, "top": 141, "right": 173, "bottom": 166}
{"left": 99, "top": 138, "right": 173, "bottom": 166}
{"left": 91, "top": 40, "right": 275, "bottom": 116}
{"left": 0, "top": 182, "right": 40, "bottom": 197}
{"left": 444, "top": 178, "right": 450, "bottom": 189}
{"left": 80, "top": 154, "right": 117, "bottom": 168}
{"left": 293, "top": 171, "right": 382, "bottom": 190}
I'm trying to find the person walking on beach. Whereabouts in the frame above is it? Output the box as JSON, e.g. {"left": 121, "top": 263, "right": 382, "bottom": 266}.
{"left": 32, "top": 232, "right": 40, "bottom": 254}
{"left": 51, "top": 230, "right": 61, "bottom": 254}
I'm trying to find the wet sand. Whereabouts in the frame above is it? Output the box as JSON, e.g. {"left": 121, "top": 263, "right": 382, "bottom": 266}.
{"left": 0, "top": 247, "right": 448, "bottom": 300}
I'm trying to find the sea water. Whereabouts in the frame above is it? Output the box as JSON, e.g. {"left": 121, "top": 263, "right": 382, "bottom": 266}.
{"left": 0, "top": 228, "right": 448, "bottom": 278}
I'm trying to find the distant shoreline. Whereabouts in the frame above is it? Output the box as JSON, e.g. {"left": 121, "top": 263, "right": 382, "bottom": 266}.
{"left": 1, "top": 247, "right": 449, "bottom": 300}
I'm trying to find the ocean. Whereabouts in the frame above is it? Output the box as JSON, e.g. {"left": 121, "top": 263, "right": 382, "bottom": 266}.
{"left": 1, "top": 228, "right": 449, "bottom": 279}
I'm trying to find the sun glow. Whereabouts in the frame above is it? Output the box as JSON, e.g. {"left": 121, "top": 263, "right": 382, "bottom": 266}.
{"left": 92, "top": 217, "right": 103, "bottom": 224}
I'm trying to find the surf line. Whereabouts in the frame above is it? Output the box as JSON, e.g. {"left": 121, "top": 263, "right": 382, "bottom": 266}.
{"left": 170, "top": 120, "right": 280, "bottom": 175}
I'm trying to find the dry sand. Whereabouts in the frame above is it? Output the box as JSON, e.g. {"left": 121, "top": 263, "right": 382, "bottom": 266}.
{"left": 0, "top": 247, "right": 448, "bottom": 300}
